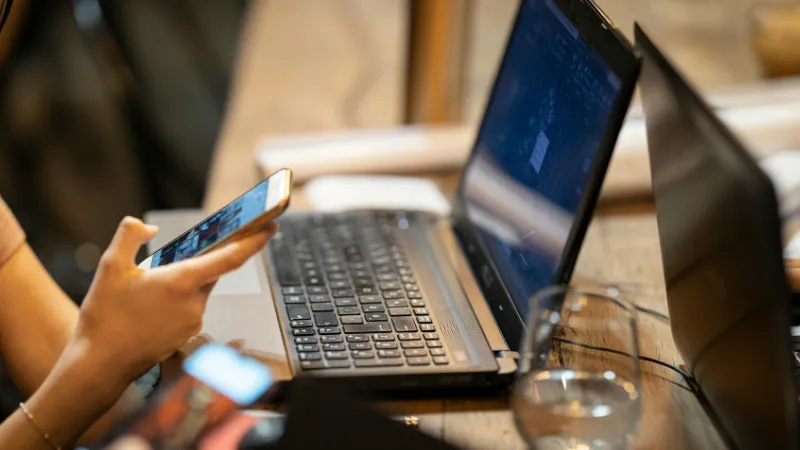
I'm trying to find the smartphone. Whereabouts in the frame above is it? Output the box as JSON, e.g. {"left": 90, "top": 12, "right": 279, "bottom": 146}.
{"left": 139, "top": 169, "right": 292, "bottom": 269}
{"left": 106, "top": 343, "right": 274, "bottom": 449}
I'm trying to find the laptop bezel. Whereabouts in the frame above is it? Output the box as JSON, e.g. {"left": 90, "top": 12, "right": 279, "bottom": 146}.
{"left": 450, "top": 0, "right": 641, "bottom": 350}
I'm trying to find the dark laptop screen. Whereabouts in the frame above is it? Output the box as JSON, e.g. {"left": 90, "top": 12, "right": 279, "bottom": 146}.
{"left": 461, "top": 0, "right": 622, "bottom": 319}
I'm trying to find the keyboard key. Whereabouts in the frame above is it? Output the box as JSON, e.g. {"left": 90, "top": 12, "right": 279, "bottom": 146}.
{"left": 423, "top": 333, "right": 439, "bottom": 340}
{"left": 349, "top": 342, "right": 372, "bottom": 351}
{"left": 330, "top": 281, "right": 351, "bottom": 289}
{"left": 398, "top": 332, "right": 421, "bottom": 341}
{"left": 417, "top": 316, "right": 433, "bottom": 324}
{"left": 383, "top": 290, "right": 405, "bottom": 299}
{"left": 427, "top": 340, "right": 443, "bottom": 348}
{"left": 309, "top": 294, "right": 331, "bottom": 303}
{"left": 321, "top": 335, "right": 343, "bottom": 343}
{"left": 322, "top": 343, "right": 346, "bottom": 351}
{"left": 371, "top": 333, "right": 395, "bottom": 342}
{"left": 413, "top": 308, "right": 429, "bottom": 315}
{"left": 290, "top": 320, "right": 313, "bottom": 328}
{"left": 354, "top": 358, "right": 404, "bottom": 368}
{"left": 293, "top": 328, "right": 315, "bottom": 336}
{"left": 304, "top": 269, "right": 321, "bottom": 279}
{"left": 311, "top": 303, "right": 334, "bottom": 312}
{"left": 401, "top": 275, "right": 415, "bottom": 284}
{"left": 305, "top": 277, "right": 324, "bottom": 286}
{"left": 386, "top": 299, "right": 408, "bottom": 308}
{"left": 333, "top": 289, "right": 355, "bottom": 298}
{"left": 334, "top": 298, "right": 357, "bottom": 307}
{"left": 429, "top": 348, "right": 446, "bottom": 356}
{"left": 410, "top": 299, "right": 426, "bottom": 308}
{"left": 393, "top": 317, "right": 418, "bottom": 332}
{"left": 362, "top": 304, "right": 385, "bottom": 314}
{"left": 346, "top": 335, "right": 370, "bottom": 343}
{"left": 408, "top": 291, "right": 423, "bottom": 299}
{"left": 318, "top": 327, "right": 341, "bottom": 335}
{"left": 328, "top": 272, "right": 349, "bottom": 281}
{"left": 378, "top": 349, "right": 402, "bottom": 358}
{"left": 389, "top": 307, "right": 411, "bottom": 317}
{"left": 401, "top": 341, "right": 424, "bottom": 349}
{"left": 287, "top": 305, "right": 311, "bottom": 321}
{"left": 300, "top": 360, "right": 325, "bottom": 370}
{"left": 351, "top": 350, "right": 375, "bottom": 359}
{"left": 420, "top": 324, "right": 436, "bottom": 332}
{"left": 407, "top": 356, "right": 431, "bottom": 366}
{"left": 326, "top": 264, "right": 345, "bottom": 272}
{"left": 344, "top": 323, "right": 393, "bottom": 334}
{"left": 375, "top": 342, "right": 398, "bottom": 349}
{"left": 324, "top": 351, "right": 349, "bottom": 360}
{"left": 341, "top": 316, "right": 364, "bottom": 325}
{"left": 404, "top": 283, "right": 419, "bottom": 292}
{"left": 314, "top": 312, "right": 338, "bottom": 327}
{"left": 399, "top": 267, "right": 413, "bottom": 276}
{"left": 366, "top": 313, "right": 389, "bottom": 322}
{"left": 359, "top": 295, "right": 382, "bottom": 305}
{"left": 379, "top": 281, "right": 401, "bottom": 291}
{"left": 354, "top": 278, "right": 374, "bottom": 288}
{"left": 377, "top": 273, "right": 397, "bottom": 282}
{"left": 284, "top": 295, "right": 306, "bottom": 304}
{"left": 299, "top": 352, "right": 322, "bottom": 361}
{"left": 307, "top": 286, "right": 328, "bottom": 295}
{"left": 353, "top": 269, "right": 371, "bottom": 278}
{"left": 356, "top": 286, "right": 378, "bottom": 295}
{"left": 297, "top": 344, "right": 319, "bottom": 352}
{"left": 282, "top": 286, "right": 304, "bottom": 295}
{"left": 295, "top": 336, "right": 318, "bottom": 345}
{"left": 338, "top": 306, "right": 360, "bottom": 315}
{"left": 404, "top": 349, "right": 428, "bottom": 357}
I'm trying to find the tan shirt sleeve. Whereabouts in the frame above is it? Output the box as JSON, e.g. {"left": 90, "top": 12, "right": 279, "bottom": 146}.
{"left": 0, "top": 196, "right": 25, "bottom": 267}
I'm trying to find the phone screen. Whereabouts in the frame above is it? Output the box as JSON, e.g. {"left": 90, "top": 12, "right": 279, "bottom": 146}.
{"left": 121, "top": 344, "right": 273, "bottom": 448}
{"left": 143, "top": 170, "right": 289, "bottom": 268}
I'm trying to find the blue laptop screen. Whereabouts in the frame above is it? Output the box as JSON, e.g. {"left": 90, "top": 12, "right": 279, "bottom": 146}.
{"left": 461, "top": 0, "right": 622, "bottom": 319}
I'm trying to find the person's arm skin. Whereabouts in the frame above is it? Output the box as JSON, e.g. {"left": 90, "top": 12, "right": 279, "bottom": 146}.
{"left": 0, "top": 242, "right": 147, "bottom": 443}
{"left": 0, "top": 217, "right": 275, "bottom": 449}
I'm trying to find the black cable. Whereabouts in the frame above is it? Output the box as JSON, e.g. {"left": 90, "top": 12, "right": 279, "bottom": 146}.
{"left": 552, "top": 336, "right": 696, "bottom": 392}
{"left": 634, "top": 304, "right": 671, "bottom": 323}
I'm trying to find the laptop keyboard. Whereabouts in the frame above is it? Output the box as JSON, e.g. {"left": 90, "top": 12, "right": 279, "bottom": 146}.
{"left": 269, "top": 212, "right": 449, "bottom": 370}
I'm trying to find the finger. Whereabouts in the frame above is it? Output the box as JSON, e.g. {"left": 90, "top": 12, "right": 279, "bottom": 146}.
{"left": 788, "top": 267, "right": 800, "bottom": 292}
{"left": 105, "top": 217, "right": 159, "bottom": 266}
{"left": 227, "top": 339, "right": 246, "bottom": 352}
{"left": 173, "top": 231, "right": 272, "bottom": 286}
{"left": 105, "top": 435, "right": 152, "bottom": 450}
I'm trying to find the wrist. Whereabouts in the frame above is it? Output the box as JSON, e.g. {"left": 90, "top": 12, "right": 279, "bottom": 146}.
{"left": 58, "top": 338, "right": 133, "bottom": 407}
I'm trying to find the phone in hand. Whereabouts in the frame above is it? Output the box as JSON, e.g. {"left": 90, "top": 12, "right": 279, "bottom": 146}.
{"left": 106, "top": 343, "right": 274, "bottom": 449}
{"left": 138, "top": 169, "right": 292, "bottom": 269}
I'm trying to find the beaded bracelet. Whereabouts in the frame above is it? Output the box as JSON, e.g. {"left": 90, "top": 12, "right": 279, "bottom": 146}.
{"left": 19, "top": 402, "right": 61, "bottom": 450}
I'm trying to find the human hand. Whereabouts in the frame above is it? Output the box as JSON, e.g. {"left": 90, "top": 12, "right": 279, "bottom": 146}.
{"left": 69, "top": 217, "right": 277, "bottom": 394}
{"left": 788, "top": 259, "right": 800, "bottom": 292}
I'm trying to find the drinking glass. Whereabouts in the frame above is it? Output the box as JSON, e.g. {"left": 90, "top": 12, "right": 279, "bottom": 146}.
{"left": 513, "top": 286, "right": 641, "bottom": 450}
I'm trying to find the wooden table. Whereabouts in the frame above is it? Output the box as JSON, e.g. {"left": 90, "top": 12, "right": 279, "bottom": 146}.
{"left": 203, "top": 2, "right": 729, "bottom": 448}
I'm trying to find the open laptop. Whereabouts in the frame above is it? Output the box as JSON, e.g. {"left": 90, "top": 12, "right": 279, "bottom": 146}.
{"left": 149, "top": 0, "right": 639, "bottom": 391}
{"left": 636, "top": 26, "right": 799, "bottom": 449}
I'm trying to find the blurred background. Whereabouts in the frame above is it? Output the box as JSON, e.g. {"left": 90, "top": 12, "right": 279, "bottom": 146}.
{"left": 0, "top": 0, "right": 798, "bottom": 302}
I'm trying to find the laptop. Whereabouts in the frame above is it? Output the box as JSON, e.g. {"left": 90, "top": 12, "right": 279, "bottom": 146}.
{"left": 150, "top": 0, "right": 639, "bottom": 391}
{"left": 636, "top": 26, "right": 800, "bottom": 449}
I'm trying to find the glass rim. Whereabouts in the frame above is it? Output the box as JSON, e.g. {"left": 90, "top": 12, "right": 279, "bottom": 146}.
{"left": 528, "top": 284, "right": 638, "bottom": 318}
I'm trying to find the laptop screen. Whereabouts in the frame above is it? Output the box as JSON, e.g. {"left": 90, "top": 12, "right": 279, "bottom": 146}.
{"left": 460, "top": 0, "right": 622, "bottom": 319}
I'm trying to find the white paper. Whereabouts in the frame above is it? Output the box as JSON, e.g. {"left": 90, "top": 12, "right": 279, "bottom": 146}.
{"left": 305, "top": 175, "right": 451, "bottom": 216}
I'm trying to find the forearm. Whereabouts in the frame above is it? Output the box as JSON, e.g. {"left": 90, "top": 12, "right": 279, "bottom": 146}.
{"left": 0, "top": 341, "right": 129, "bottom": 449}
{"left": 0, "top": 245, "right": 79, "bottom": 394}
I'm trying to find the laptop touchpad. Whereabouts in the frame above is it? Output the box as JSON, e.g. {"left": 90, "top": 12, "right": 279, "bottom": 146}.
{"left": 143, "top": 210, "right": 291, "bottom": 382}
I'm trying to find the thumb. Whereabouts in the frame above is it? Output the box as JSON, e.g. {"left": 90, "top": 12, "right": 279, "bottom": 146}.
{"left": 106, "top": 217, "right": 159, "bottom": 266}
